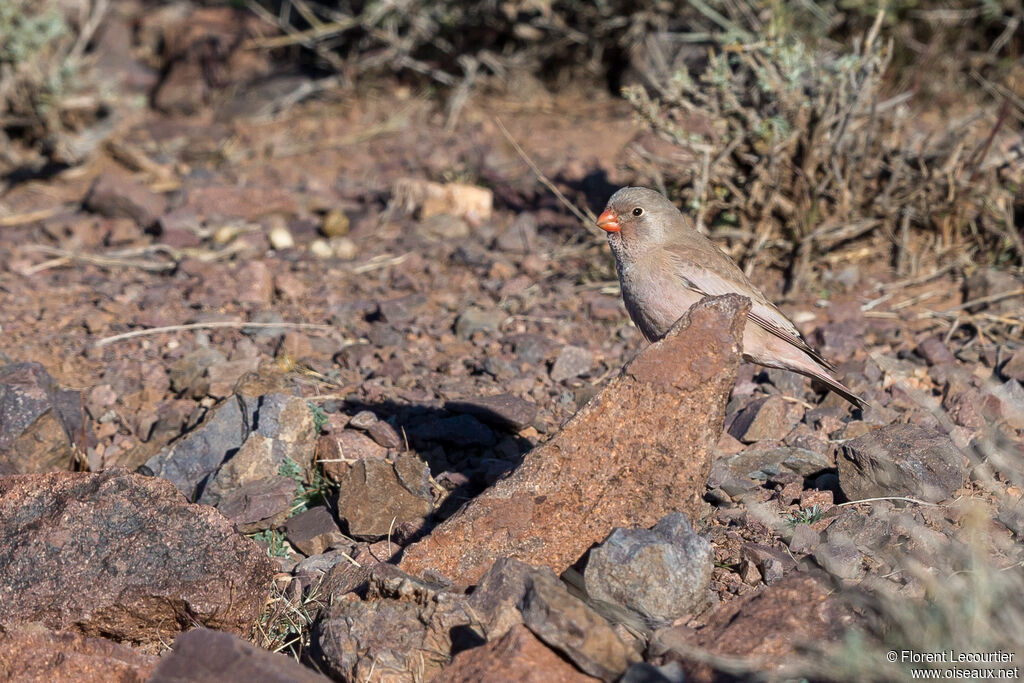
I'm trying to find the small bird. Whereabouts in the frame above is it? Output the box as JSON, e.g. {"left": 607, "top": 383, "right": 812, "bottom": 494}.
{"left": 597, "top": 186, "right": 866, "bottom": 409}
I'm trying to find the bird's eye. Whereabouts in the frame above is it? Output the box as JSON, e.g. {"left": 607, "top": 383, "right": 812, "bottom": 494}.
{"left": 632, "top": 207, "right": 644, "bottom": 217}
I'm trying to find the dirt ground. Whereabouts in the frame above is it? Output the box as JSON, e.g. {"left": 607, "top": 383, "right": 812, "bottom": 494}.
{"left": 1, "top": 4, "right": 1023, "bottom": 679}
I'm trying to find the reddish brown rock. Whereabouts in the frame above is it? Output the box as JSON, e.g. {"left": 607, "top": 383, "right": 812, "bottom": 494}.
{"left": 917, "top": 335, "right": 957, "bottom": 365}
{"left": 283, "top": 505, "right": 346, "bottom": 556}
{"left": 0, "top": 469, "right": 275, "bottom": 649}
{"left": 335, "top": 454, "right": 434, "bottom": 540}
{"left": 0, "top": 628, "right": 157, "bottom": 682}
{"left": 443, "top": 625, "right": 599, "bottom": 683}
{"left": 215, "top": 475, "right": 298, "bottom": 533}
{"left": 84, "top": 172, "right": 167, "bottom": 228}
{"left": 182, "top": 184, "right": 298, "bottom": 221}
{"left": 149, "top": 628, "right": 330, "bottom": 683}
{"left": 313, "top": 567, "right": 479, "bottom": 682}
{"left": 318, "top": 429, "right": 388, "bottom": 482}
{"left": 236, "top": 261, "right": 274, "bottom": 306}
{"left": 653, "top": 572, "right": 853, "bottom": 682}
{"left": 365, "top": 419, "right": 404, "bottom": 449}
{"left": 399, "top": 295, "right": 748, "bottom": 584}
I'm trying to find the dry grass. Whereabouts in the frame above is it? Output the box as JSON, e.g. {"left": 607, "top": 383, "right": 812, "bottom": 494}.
{"left": 253, "top": 573, "right": 328, "bottom": 660}
{"left": 810, "top": 392, "right": 1024, "bottom": 680}
{"left": 817, "top": 502, "right": 1024, "bottom": 680}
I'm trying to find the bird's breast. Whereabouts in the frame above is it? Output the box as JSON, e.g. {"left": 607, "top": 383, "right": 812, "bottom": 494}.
{"left": 616, "top": 257, "right": 703, "bottom": 341}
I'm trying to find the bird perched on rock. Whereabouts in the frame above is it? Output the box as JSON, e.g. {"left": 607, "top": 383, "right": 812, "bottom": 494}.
{"left": 597, "top": 186, "right": 866, "bottom": 409}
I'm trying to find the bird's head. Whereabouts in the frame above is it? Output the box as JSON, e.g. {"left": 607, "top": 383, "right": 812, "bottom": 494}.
{"left": 596, "top": 186, "right": 683, "bottom": 250}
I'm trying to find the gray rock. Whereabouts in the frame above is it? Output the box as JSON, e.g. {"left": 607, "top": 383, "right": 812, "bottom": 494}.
{"left": 465, "top": 557, "right": 639, "bottom": 681}
{"left": 294, "top": 549, "right": 358, "bottom": 592}
{"left": 366, "top": 420, "right": 403, "bottom": 449}
{"left": 143, "top": 397, "right": 246, "bottom": 499}
{"left": 347, "top": 410, "right": 378, "bottom": 430}
{"left": 520, "top": 561, "right": 638, "bottom": 681}
{"left": 466, "top": 557, "right": 537, "bottom": 640}
{"left": 813, "top": 533, "right": 864, "bottom": 580}
{"left": 620, "top": 661, "right": 686, "bottom": 683}
{"left": 824, "top": 506, "right": 895, "bottom": 557}
{"left": 418, "top": 214, "right": 470, "bottom": 240}
{"left": 366, "top": 322, "right": 402, "bottom": 347}
{"left": 150, "top": 628, "right": 330, "bottom": 683}
{"left": 719, "top": 446, "right": 833, "bottom": 483}
{"left": 762, "top": 367, "right": 806, "bottom": 398}
{"left": 495, "top": 213, "right": 538, "bottom": 253}
{"left": 465, "top": 558, "right": 636, "bottom": 680}
{"left": 242, "top": 312, "right": 287, "bottom": 338}
{"left": 963, "top": 267, "right": 1023, "bottom": 314}
{"left": 508, "top": 333, "right": 558, "bottom": 365}
{"left": 941, "top": 384, "right": 990, "bottom": 430}
{"left": 455, "top": 307, "right": 506, "bottom": 339}
{"left": 0, "top": 362, "right": 87, "bottom": 475}
{"left": 200, "top": 395, "right": 317, "bottom": 507}
{"left": 707, "top": 459, "right": 760, "bottom": 502}
{"left": 145, "top": 392, "right": 316, "bottom": 502}
{"left": 992, "top": 379, "right": 1024, "bottom": 430}
{"left": 169, "top": 348, "right": 228, "bottom": 398}
{"left": 997, "top": 495, "right": 1024, "bottom": 537}
{"left": 550, "top": 345, "right": 594, "bottom": 382}
{"left": 811, "top": 320, "right": 861, "bottom": 359}
{"left": 788, "top": 523, "right": 822, "bottom": 555}
{"left": 738, "top": 543, "right": 793, "bottom": 585}
{"left": 1001, "top": 347, "right": 1024, "bottom": 383}
{"left": 837, "top": 424, "right": 968, "bottom": 503}
{"left": 583, "top": 513, "right": 713, "bottom": 629}
{"left": 344, "top": 413, "right": 403, "bottom": 450}
{"left": 917, "top": 335, "right": 957, "bottom": 365}
{"left": 377, "top": 294, "right": 426, "bottom": 325}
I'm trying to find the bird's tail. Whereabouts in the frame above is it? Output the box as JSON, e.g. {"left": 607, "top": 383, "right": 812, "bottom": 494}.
{"left": 807, "top": 370, "right": 869, "bottom": 410}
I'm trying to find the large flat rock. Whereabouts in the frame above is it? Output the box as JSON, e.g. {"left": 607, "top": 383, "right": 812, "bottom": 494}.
{"left": 399, "top": 295, "right": 749, "bottom": 584}
{"left": 0, "top": 469, "right": 274, "bottom": 649}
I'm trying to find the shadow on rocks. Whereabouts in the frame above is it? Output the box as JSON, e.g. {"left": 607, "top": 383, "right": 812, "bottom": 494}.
{"left": 334, "top": 397, "right": 537, "bottom": 526}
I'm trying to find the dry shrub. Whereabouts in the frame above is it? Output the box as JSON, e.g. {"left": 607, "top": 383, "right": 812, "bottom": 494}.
{"left": 622, "top": 13, "right": 1023, "bottom": 283}
{"left": 0, "top": 0, "right": 108, "bottom": 169}
{"left": 245, "top": 0, "right": 662, "bottom": 83}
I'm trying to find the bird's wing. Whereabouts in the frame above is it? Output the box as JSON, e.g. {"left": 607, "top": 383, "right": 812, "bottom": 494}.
{"left": 663, "top": 244, "right": 835, "bottom": 371}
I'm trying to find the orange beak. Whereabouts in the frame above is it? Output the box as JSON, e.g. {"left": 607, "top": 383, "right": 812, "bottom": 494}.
{"left": 597, "top": 209, "right": 620, "bottom": 233}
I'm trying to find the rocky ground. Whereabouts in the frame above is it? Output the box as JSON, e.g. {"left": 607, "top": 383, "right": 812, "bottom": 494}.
{"left": 2, "top": 5, "right": 1024, "bottom": 683}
